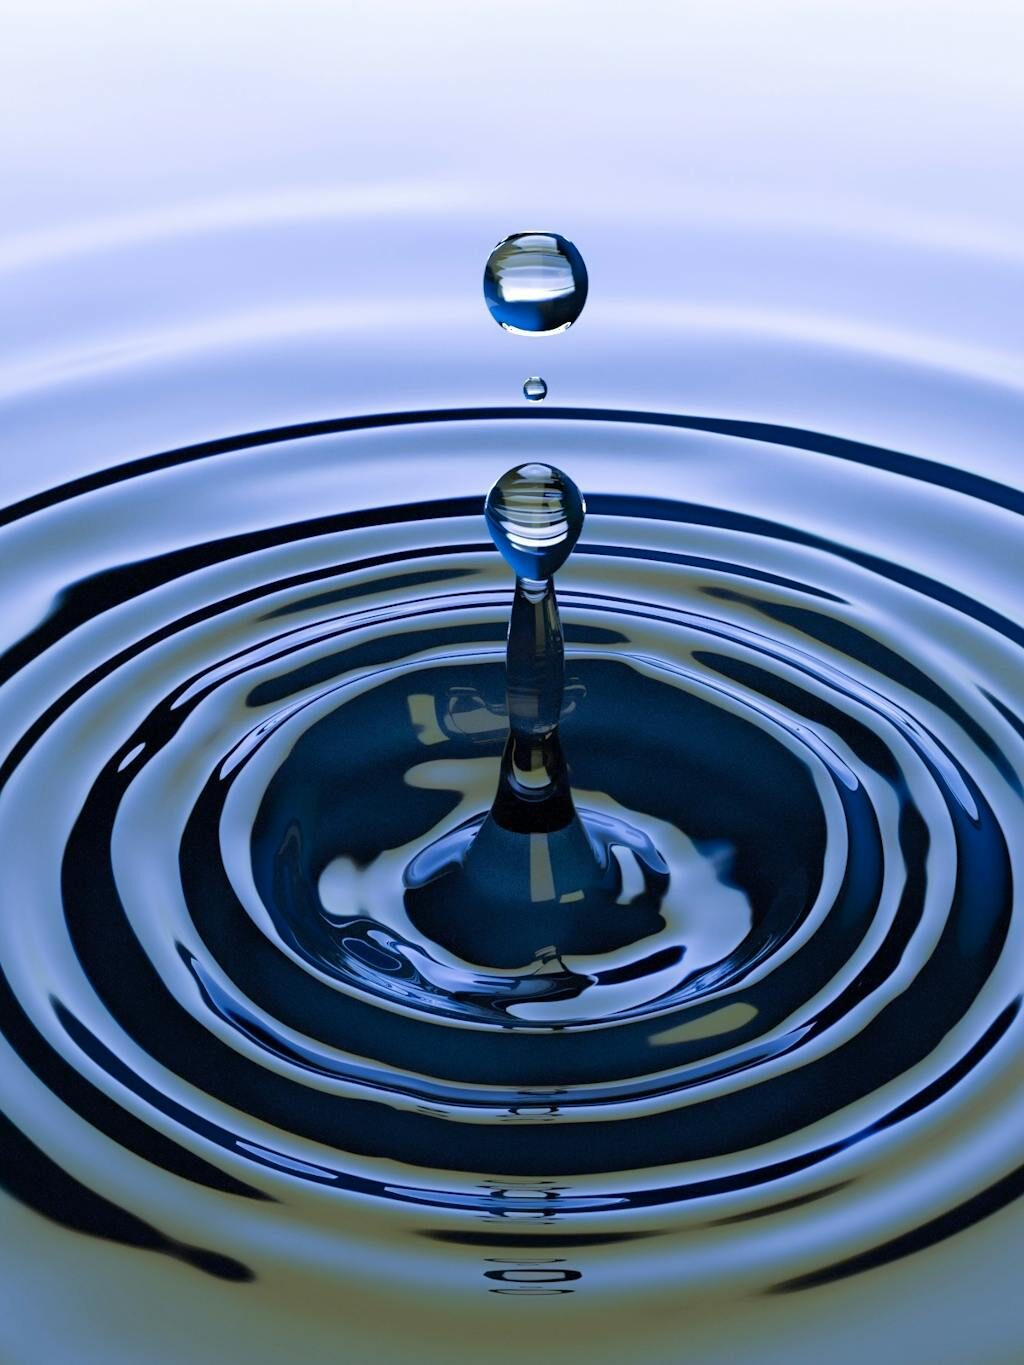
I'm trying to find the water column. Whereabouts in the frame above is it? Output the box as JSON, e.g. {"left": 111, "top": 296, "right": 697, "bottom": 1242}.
{"left": 404, "top": 463, "right": 668, "bottom": 969}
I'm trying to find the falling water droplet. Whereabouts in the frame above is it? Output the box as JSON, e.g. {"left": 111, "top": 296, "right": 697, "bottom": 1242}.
{"left": 483, "top": 232, "right": 588, "bottom": 335}
{"left": 484, "top": 463, "right": 585, "bottom": 580}
{"left": 523, "top": 376, "right": 548, "bottom": 402}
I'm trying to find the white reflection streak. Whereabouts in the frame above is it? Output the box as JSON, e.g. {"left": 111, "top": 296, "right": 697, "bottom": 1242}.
{"left": 0, "top": 182, "right": 473, "bottom": 276}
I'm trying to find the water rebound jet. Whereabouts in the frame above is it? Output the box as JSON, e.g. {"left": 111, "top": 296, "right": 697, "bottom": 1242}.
{"left": 404, "top": 462, "right": 669, "bottom": 968}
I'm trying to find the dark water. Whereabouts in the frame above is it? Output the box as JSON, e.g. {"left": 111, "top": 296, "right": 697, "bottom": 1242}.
{"left": 2, "top": 391, "right": 1023, "bottom": 1359}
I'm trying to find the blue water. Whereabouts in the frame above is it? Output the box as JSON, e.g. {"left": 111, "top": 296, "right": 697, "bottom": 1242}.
{"left": 1, "top": 6, "right": 1023, "bottom": 1364}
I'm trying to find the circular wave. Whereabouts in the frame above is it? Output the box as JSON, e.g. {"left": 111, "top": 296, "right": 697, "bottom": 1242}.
{"left": 0, "top": 408, "right": 1021, "bottom": 1297}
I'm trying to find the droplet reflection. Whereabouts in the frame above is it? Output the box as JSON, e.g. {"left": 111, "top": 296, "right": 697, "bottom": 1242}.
{"left": 484, "top": 462, "right": 585, "bottom": 581}
{"left": 483, "top": 232, "right": 588, "bottom": 335}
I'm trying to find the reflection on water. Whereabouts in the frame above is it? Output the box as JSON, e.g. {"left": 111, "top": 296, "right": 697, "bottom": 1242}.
{"left": 1, "top": 401, "right": 1022, "bottom": 1365}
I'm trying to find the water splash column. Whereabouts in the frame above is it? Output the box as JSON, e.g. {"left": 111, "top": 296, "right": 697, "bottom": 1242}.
{"left": 404, "top": 462, "right": 669, "bottom": 968}
{"left": 484, "top": 464, "right": 583, "bottom": 837}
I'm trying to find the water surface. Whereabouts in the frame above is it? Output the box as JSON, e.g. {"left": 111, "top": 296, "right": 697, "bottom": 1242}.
{"left": 1, "top": 6, "right": 1023, "bottom": 1363}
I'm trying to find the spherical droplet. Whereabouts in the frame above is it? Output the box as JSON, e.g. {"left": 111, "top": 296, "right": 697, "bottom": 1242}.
{"left": 483, "top": 232, "right": 588, "bottom": 335}
{"left": 523, "top": 376, "right": 548, "bottom": 402}
{"left": 484, "top": 463, "right": 585, "bottom": 579}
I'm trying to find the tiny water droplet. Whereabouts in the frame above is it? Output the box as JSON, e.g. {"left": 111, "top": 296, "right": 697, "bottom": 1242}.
{"left": 485, "top": 463, "right": 585, "bottom": 580}
{"left": 523, "top": 376, "right": 548, "bottom": 402}
{"left": 484, "top": 233, "right": 588, "bottom": 335}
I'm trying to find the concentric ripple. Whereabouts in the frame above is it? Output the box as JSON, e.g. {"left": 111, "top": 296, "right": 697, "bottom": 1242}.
{"left": 1, "top": 408, "right": 1022, "bottom": 1301}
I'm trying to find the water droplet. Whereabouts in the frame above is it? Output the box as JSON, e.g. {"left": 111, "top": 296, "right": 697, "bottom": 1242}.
{"left": 483, "top": 233, "right": 588, "bottom": 335}
{"left": 523, "top": 376, "right": 548, "bottom": 402}
{"left": 484, "top": 463, "right": 585, "bottom": 580}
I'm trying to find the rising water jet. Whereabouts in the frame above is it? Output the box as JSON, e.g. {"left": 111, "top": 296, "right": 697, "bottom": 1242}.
{"left": 403, "top": 462, "right": 669, "bottom": 970}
